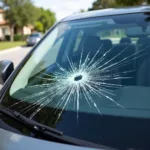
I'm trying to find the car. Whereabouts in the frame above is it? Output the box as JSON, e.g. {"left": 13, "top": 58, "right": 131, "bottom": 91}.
{"left": 26, "top": 33, "right": 42, "bottom": 46}
{"left": 1, "top": 6, "right": 150, "bottom": 150}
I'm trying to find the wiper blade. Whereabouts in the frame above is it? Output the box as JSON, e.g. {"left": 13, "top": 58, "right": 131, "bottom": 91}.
{"left": 0, "top": 106, "right": 117, "bottom": 149}
{"left": 0, "top": 105, "right": 63, "bottom": 136}
{"left": 13, "top": 111, "right": 63, "bottom": 136}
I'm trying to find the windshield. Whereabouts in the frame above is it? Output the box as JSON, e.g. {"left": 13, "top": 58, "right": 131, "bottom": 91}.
{"left": 30, "top": 33, "right": 41, "bottom": 37}
{"left": 2, "top": 13, "right": 150, "bottom": 149}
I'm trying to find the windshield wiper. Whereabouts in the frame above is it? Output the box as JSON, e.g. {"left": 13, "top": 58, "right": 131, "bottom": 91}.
{"left": 0, "top": 105, "right": 117, "bottom": 149}
{"left": 13, "top": 110, "right": 63, "bottom": 136}
{"left": 0, "top": 105, "right": 63, "bottom": 136}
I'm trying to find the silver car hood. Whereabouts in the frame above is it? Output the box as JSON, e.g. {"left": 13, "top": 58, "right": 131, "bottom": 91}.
{"left": 0, "top": 128, "right": 97, "bottom": 150}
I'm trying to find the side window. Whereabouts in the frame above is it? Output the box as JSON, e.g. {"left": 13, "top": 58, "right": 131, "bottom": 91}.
{"left": 73, "top": 30, "right": 84, "bottom": 52}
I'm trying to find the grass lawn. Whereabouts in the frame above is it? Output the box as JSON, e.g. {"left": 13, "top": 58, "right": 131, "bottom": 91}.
{"left": 0, "top": 41, "right": 26, "bottom": 51}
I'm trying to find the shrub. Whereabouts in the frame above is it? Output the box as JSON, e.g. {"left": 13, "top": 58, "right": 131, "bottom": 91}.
{"left": 4, "top": 34, "right": 29, "bottom": 41}
{"left": 5, "top": 35, "right": 10, "bottom": 41}
{"left": 23, "top": 34, "right": 30, "bottom": 41}
{"left": 14, "top": 34, "right": 23, "bottom": 41}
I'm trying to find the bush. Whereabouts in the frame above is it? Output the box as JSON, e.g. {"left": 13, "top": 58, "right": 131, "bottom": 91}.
{"left": 23, "top": 34, "right": 30, "bottom": 41}
{"left": 4, "top": 34, "right": 29, "bottom": 41}
{"left": 14, "top": 34, "right": 23, "bottom": 41}
{"left": 5, "top": 35, "right": 10, "bottom": 41}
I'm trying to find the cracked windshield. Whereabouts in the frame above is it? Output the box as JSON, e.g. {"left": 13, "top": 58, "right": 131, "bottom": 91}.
{"left": 2, "top": 13, "right": 150, "bottom": 146}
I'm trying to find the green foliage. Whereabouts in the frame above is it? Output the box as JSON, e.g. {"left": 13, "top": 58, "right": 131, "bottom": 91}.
{"left": 37, "top": 8, "right": 56, "bottom": 32}
{"left": 0, "top": 41, "right": 25, "bottom": 51}
{"left": 115, "top": 0, "right": 150, "bottom": 6}
{"left": 88, "top": 0, "right": 101, "bottom": 11}
{"left": 34, "top": 21, "right": 44, "bottom": 32}
{"left": 0, "top": 0, "right": 39, "bottom": 41}
{"left": 89, "top": 0, "right": 150, "bottom": 11}
{"left": 0, "top": 0, "right": 39, "bottom": 26}
{"left": 0, "top": 0, "right": 56, "bottom": 41}
{"left": 5, "top": 35, "right": 10, "bottom": 41}
{"left": 89, "top": 0, "right": 116, "bottom": 10}
{"left": 5, "top": 34, "right": 25, "bottom": 41}
{"left": 14, "top": 34, "right": 23, "bottom": 41}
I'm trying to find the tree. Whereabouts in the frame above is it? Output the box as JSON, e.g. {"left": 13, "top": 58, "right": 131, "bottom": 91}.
{"left": 34, "top": 21, "right": 43, "bottom": 32}
{"left": 37, "top": 8, "right": 56, "bottom": 33}
{"left": 88, "top": 0, "right": 101, "bottom": 11}
{"left": 0, "top": 0, "right": 39, "bottom": 41}
{"left": 89, "top": 0, "right": 150, "bottom": 11}
{"left": 115, "top": 0, "right": 150, "bottom": 6}
{"left": 89, "top": 0, "right": 116, "bottom": 11}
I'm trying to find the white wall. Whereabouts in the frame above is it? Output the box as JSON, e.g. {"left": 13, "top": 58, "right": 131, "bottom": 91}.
{"left": 0, "top": 26, "right": 10, "bottom": 39}
{"left": 23, "top": 26, "right": 32, "bottom": 35}
{"left": 0, "top": 28, "right": 2, "bottom": 39}
{"left": 0, "top": 13, "right": 4, "bottom": 22}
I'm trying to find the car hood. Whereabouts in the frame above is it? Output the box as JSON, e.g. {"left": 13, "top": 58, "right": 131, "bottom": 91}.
{"left": 0, "top": 128, "right": 97, "bottom": 150}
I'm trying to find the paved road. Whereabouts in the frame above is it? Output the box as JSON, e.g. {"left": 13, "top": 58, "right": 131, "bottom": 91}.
{"left": 0, "top": 46, "right": 32, "bottom": 89}
{"left": 0, "top": 46, "right": 32, "bottom": 67}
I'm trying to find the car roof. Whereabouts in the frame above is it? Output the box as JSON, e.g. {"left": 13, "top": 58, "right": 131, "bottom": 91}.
{"left": 61, "top": 6, "right": 150, "bottom": 22}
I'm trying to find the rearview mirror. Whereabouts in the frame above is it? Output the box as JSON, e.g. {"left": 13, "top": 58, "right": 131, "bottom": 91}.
{"left": 0, "top": 60, "right": 14, "bottom": 85}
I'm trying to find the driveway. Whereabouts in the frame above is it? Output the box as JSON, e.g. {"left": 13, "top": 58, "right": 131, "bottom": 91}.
{"left": 0, "top": 46, "right": 32, "bottom": 89}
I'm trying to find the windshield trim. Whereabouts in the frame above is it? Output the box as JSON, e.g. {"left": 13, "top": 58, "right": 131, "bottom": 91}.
{"left": 62, "top": 12, "right": 149, "bottom": 23}
{"left": 62, "top": 7, "right": 150, "bottom": 22}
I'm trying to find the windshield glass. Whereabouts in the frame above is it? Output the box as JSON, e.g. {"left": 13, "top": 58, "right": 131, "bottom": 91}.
{"left": 2, "top": 13, "right": 150, "bottom": 149}
{"left": 30, "top": 33, "right": 40, "bottom": 37}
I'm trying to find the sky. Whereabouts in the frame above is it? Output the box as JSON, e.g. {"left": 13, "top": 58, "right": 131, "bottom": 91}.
{"left": 34, "top": 0, "right": 95, "bottom": 21}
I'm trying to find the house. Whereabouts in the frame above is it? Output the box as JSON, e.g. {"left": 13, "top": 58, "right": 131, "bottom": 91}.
{"left": 0, "top": 9, "right": 33, "bottom": 40}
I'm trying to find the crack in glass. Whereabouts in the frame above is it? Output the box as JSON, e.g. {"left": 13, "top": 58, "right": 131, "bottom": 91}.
{"left": 9, "top": 44, "right": 149, "bottom": 123}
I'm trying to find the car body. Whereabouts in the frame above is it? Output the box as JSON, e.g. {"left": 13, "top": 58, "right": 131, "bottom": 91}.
{"left": 0, "top": 128, "right": 97, "bottom": 150}
{"left": 1, "top": 6, "right": 150, "bottom": 150}
{"left": 26, "top": 33, "right": 42, "bottom": 46}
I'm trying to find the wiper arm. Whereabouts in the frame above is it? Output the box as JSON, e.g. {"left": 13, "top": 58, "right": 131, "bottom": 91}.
{"left": 0, "top": 105, "right": 63, "bottom": 136}
{"left": 0, "top": 105, "right": 117, "bottom": 149}
{"left": 13, "top": 111, "right": 63, "bottom": 136}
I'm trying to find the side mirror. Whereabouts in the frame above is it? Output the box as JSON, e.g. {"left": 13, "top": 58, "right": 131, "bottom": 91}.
{"left": 0, "top": 60, "right": 14, "bottom": 85}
